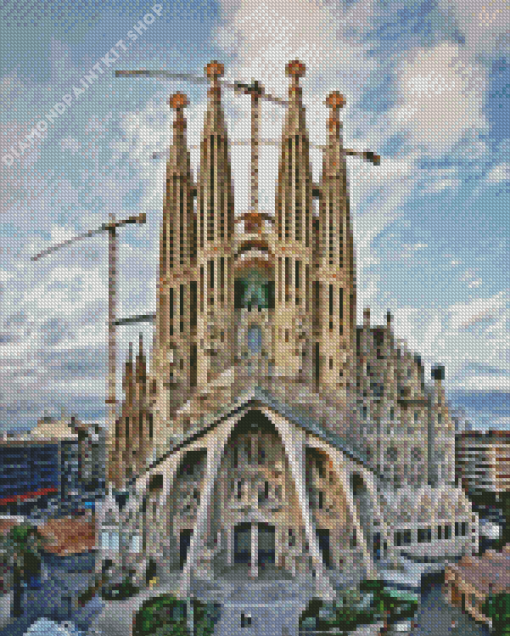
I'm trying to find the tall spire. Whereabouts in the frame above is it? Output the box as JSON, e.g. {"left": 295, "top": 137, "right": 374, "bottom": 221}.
{"left": 311, "top": 90, "right": 356, "bottom": 397}
{"left": 194, "top": 60, "right": 235, "bottom": 388}
{"left": 150, "top": 89, "right": 199, "bottom": 449}
{"left": 282, "top": 60, "right": 308, "bottom": 137}
{"left": 159, "top": 92, "right": 193, "bottom": 279}
{"left": 322, "top": 91, "right": 346, "bottom": 179}
{"left": 167, "top": 92, "right": 191, "bottom": 177}
{"left": 273, "top": 60, "right": 314, "bottom": 382}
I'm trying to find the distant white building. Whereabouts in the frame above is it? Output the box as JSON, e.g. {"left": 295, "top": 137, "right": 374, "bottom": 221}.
{"left": 456, "top": 429, "right": 510, "bottom": 500}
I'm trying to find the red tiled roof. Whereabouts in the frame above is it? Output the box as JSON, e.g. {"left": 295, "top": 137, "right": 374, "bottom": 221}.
{"left": 39, "top": 518, "right": 96, "bottom": 555}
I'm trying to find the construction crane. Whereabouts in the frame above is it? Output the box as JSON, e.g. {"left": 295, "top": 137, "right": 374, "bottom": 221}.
{"left": 31, "top": 212, "right": 146, "bottom": 481}
{"left": 116, "top": 65, "right": 379, "bottom": 217}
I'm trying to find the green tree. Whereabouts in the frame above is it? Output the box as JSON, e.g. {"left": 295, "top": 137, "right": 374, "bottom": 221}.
{"left": 0, "top": 523, "right": 47, "bottom": 617}
{"left": 482, "top": 590, "right": 510, "bottom": 635}
{"left": 134, "top": 595, "right": 189, "bottom": 636}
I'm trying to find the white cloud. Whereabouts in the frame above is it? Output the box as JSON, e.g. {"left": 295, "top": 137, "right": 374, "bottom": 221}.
{"left": 486, "top": 162, "right": 510, "bottom": 183}
{"left": 379, "top": 291, "right": 510, "bottom": 400}
{"left": 441, "top": 0, "right": 510, "bottom": 62}
{"left": 391, "top": 41, "right": 488, "bottom": 155}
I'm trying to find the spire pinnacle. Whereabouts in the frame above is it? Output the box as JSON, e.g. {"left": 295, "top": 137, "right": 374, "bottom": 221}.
{"left": 322, "top": 90, "right": 346, "bottom": 177}
{"left": 167, "top": 92, "right": 191, "bottom": 175}
{"left": 282, "top": 60, "right": 308, "bottom": 138}
{"left": 205, "top": 60, "right": 224, "bottom": 82}
{"left": 169, "top": 92, "right": 188, "bottom": 130}
{"left": 202, "top": 60, "right": 227, "bottom": 136}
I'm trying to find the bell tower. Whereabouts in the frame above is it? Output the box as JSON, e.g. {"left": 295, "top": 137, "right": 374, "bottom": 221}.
{"left": 152, "top": 92, "right": 196, "bottom": 452}
{"left": 273, "top": 60, "right": 314, "bottom": 382}
{"left": 195, "top": 61, "right": 236, "bottom": 387}
{"left": 314, "top": 92, "right": 356, "bottom": 398}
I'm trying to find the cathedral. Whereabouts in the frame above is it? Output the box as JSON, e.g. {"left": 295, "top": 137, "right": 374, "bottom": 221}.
{"left": 97, "top": 60, "right": 476, "bottom": 601}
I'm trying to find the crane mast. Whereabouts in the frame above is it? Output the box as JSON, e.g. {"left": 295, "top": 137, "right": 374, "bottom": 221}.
{"left": 32, "top": 212, "right": 146, "bottom": 487}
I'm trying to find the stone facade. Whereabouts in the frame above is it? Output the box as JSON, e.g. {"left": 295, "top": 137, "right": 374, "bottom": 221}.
{"left": 99, "top": 59, "right": 476, "bottom": 601}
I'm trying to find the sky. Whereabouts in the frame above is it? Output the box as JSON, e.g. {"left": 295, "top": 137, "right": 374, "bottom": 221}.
{"left": 0, "top": 0, "right": 509, "bottom": 432}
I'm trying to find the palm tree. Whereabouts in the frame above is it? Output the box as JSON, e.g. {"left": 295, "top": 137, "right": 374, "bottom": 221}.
{"left": 0, "top": 522, "right": 47, "bottom": 617}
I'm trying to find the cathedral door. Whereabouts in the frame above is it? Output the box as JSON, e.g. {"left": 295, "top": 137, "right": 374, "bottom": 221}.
{"left": 234, "top": 523, "right": 251, "bottom": 564}
{"left": 258, "top": 523, "right": 275, "bottom": 565}
{"left": 317, "top": 529, "right": 331, "bottom": 568}
{"left": 180, "top": 529, "right": 193, "bottom": 570}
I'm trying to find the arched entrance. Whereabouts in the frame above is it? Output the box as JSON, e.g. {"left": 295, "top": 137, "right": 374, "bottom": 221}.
{"left": 180, "top": 530, "right": 193, "bottom": 570}
{"left": 233, "top": 523, "right": 276, "bottom": 566}
{"left": 258, "top": 523, "right": 276, "bottom": 565}
{"left": 316, "top": 529, "right": 331, "bottom": 569}
{"left": 234, "top": 523, "right": 251, "bottom": 564}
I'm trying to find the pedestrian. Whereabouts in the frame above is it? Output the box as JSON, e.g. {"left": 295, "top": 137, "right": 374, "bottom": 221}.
{"left": 450, "top": 619, "right": 457, "bottom": 632}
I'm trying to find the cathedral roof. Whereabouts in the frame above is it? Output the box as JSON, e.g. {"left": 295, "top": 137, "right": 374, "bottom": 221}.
{"left": 126, "top": 385, "right": 371, "bottom": 488}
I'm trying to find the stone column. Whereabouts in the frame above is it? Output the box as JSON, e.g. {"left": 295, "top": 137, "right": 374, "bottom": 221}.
{"left": 180, "top": 414, "right": 240, "bottom": 596}
{"left": 250, "top": 523, "right": 258, "bottom": 578}
{"left": 260, "top": 407, "right": 335, "bottom": 600}
{"left": 307, "top": 437, "right": 377, "bottom": 579}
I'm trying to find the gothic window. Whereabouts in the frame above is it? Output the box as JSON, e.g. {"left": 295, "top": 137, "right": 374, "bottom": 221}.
{"left": 390, "top": 407, "right": 395, "bottom": 421}
{"left": 258, "top": 481, "right": 269, "bottom": 504}
{"left": 417, "top": 527, "right": 432, "bottom": 543}
{"left": 288, "top": 528, "right": 296, "bottom": 547}
{"left": 414, "top": 411, "right": 419, "bottom": 424}
{"left": 438, "top": 413, "right": 442, "bottom": 425}
{"left": 232, "top": 446, "right": 238, "bottom": 469}
{"left": 318, "top": 491, "right": 324, "bottom": 510}
{"left": 244, "top": 439, "right": 252, "bottom": 464}
{"left": 257, "top": 442, "right": 265, "bottom": 465}
{"left": 247, "top": 325, "right": 262, "bottom": 354}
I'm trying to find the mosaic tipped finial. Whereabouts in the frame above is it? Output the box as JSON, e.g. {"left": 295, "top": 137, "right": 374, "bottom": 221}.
{"left": 205, "top": 60, "right": 224, "bottom": 81}
{"left": 325, "top": 91, "right": 346, "bottom": 110}
{"left": 285, "top": 60, "right": 306, "bottom": 80}
{"left": 169, "top": 92, "right": 188, "bottom": 111}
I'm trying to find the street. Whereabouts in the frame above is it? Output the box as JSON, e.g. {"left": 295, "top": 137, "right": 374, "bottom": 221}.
{"left": 411, "top": 583, "right": 490, "bottom": 636}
